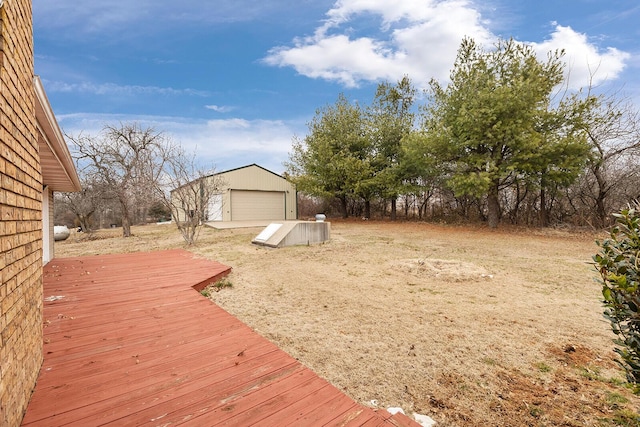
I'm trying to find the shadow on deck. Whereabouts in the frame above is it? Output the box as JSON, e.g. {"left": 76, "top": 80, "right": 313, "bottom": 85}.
{"left": 22, "top": 249, "right": 418, "bottom": 426}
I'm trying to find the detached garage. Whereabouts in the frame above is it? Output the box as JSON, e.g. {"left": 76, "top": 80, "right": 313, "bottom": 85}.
{"left": 206, "top": 164, "right": 297, "bottom": 222}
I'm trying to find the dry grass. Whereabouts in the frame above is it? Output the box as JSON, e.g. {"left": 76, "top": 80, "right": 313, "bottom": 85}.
{"left": 56, "top": 221, "right": 640, "bottom": 426}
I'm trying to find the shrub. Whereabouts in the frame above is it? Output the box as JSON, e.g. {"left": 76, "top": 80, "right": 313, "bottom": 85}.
{"left": 594, "top": 204, "right": 640, "bottom": 391}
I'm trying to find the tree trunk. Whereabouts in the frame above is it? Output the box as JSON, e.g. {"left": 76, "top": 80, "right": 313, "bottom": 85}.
{"left": 595, "top": 195, "right": 607, "bottom": 229}
{"left": 77, "top": 212, "right": 93, "bottom": 232}
{"left": 594, "top": 166, "right": 608, "bottom": 228}
{"left": 539, "top": 186, "right": 550, "bottom": 227}
{"left": 487, "top": 184, "right": 500, "bottom": 229}
{"left": 185, "top": 221, "right": 196, "bottom": 245}
{"left": 419, "top": 196, "right": 428, "bottom": 220}
{"left": 404, "top": 195, "right": 410, "bottom": 218}
{"left": 510, "top": 183, "right": 522, "bottom": 225}
{"left": 339, "top": 196, "right": 348, "bottom": 219}
{"left": 121, "top": 199, "right": 132, "bottom": 237}
{"left": 364, "top": 199, "right": 371, "bottom": 219}
{"left": 390, "top": 197, "right": 397, "bottom": 221}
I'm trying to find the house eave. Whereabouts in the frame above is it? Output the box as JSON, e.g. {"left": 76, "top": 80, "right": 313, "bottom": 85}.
{"left": 34, "top": 76, "right": 81, "bottom": 192}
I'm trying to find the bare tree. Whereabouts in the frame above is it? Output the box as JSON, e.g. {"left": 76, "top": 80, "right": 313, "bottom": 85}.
{"left": 579, "top": 93, "right": 640, "bottom": 227}
{"left": 67, "top": 123, "right": 171, "bottom": 237}
{"left": 155, "top": 147, "right": 225, "bottom": 245}
{"left": 56, "top": 176, "right": 108, "bottom": 233}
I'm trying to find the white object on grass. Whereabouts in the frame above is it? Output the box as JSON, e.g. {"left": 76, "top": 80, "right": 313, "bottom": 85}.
{"left": 54, "top": 225, "right": 70, "bottom": 241}
{"left": 414, "top": 413, "right": 437, "bottom": 426}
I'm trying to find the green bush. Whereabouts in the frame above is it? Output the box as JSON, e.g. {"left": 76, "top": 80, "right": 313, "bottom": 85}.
{"left": 594, "top": 205, "right": 640, "bottom": 391}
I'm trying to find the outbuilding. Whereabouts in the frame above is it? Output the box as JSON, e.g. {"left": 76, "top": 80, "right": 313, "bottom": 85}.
{"left": 211, "top": 164, "right": 296, "bottom": 221}
{"left": 178, "top": 164, "right": 297, "bottom": 222}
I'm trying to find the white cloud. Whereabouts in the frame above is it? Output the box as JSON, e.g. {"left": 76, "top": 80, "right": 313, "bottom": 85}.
{"left": 530, "top": 24, "right": 630, "bottom": 89}
{"left": 57, "top": 113, "right": 302, "bottom": 174}
{"left": 205, "top": 105, "right": 235, "bottom": 113}
{"left": 264, "top": 0, "right": 630, "bottom": 90}
{"left": 33, "top": 0, "right": 308, "bottom": 37}
{"left": 264, "top": 0, "right": 493, "bottom": 87}
{"left": 45, "top": 81, "right": 210, "bottom": 97}
{"left": 322, "top": 0, "right": 480, "bottom": 30}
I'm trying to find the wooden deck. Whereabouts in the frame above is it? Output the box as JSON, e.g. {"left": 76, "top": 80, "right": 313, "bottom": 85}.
{"left": 22, "top": 249, "right": 418, "bottom": 426}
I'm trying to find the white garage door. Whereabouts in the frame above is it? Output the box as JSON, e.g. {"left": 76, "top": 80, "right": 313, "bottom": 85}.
{"left": 230, "top": 190, "right": 285, "bottom": 221}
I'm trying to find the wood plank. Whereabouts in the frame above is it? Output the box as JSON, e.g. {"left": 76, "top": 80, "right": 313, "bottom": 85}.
{"left": 31, "top": 329, "right": 264, "bottom": 395}
{"left": 256, "top": 382, "right": 339, "bottom": 426}
{"left": 289, "top": 395, "right": 365, "bottom": 426}
{"left": 31, "top": 351, "right": 297, "bottom": 426}
{"left": 115, "top": 364, "right": 312, "bottom": 426}
{"left": 37, "top": 320, "right": 253, "bottom": 375}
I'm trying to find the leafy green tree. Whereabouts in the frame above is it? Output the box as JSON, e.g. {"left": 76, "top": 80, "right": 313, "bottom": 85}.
{"left": 595, "top": 204, "right": 640, "bottom": 390}
{"left": 422, "top": 38, "right": 591, "bottom": 228}
{"left": 286, "top": 94, "right": 371, "bottom": 218}
{"left": 367, "top": 76, "right": 416, "bottom": 220}
{"left": 527, "top": 94, "right": 594, "bottom": 226}
{"left": 400, "top": 131, "right": 445, "bottom": 219}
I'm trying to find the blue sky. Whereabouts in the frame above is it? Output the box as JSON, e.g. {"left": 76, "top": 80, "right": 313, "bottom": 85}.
{"left": 33, "top": 1, "right": 639, "bottom": 174}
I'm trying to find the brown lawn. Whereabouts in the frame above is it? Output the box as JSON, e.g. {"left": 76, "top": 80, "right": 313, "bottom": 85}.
{"left": 55, "top": 220, "right": 640, "bottom": 426}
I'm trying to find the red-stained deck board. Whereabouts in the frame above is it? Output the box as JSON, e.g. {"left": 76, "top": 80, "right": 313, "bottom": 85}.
{"left": 22, "top": 249, "right": 419, "bottom": 426}
{"left": 29, "top": 332, "right": 275, "bottom": 409}
{"left": 34, "top": 326, "right": 265, "bottom": 385}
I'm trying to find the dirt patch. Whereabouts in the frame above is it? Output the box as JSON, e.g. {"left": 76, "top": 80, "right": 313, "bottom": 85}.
{"left": 55, "top": 220, "right": 640, "bottom": 426}
{"left": 395, "top": 258, "right": 491, "bottom": 282}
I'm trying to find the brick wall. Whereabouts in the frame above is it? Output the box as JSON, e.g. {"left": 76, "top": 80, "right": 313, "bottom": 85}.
{"left": 0, "top": 0, "right": 44, "bottom": 425}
